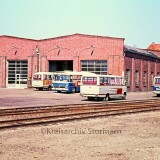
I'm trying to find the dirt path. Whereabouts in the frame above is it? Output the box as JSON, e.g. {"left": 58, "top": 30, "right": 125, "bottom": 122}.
{"left": 0, "top": 111, "right": 160, "bottom": 160}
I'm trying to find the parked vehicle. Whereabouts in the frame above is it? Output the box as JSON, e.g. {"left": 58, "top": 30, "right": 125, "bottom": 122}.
{"left": 51, "top": 71, "right": 95, "bottom": 93}
{"left": 80, "top": 74, "right": 127, "bottom": 100}
{"left": 32, "top": 72, "right": 55, "bottom": 90}
{"left": 151, "top": 76, "right": 160, "bottom": 97}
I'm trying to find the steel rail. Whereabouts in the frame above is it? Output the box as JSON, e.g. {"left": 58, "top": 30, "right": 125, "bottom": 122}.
{"left": 0, "top": 101, "right": 160, "bottom": 130}
{"left": 0, "top": 101, "right": 160, "bottom": 117}
{"left": 0, "top": 99, "right": 160, "bottom": 116}
{"left": 1, "top": 98, "right": 160, "bottom": 112}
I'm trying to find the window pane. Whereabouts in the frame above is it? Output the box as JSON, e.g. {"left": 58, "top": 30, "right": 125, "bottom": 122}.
{"left": 81, "top": 68, "right": 87, "bottom": 71}
{"left": 81, "top": 60, "right": 107, "bottom": 75}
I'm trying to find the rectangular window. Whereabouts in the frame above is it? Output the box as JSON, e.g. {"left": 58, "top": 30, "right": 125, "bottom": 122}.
{"left": 135, "top": 70, "right": 139, "bottom": 86}
{"left": 100, "top": 77, "right": 110, "bottom": 85}
{"left": 151, "top": 72, "right": 154, "bottom": 84}
{"left": 99, "top": 77, "right": 124, "bottom": 86}
{"left": 155, "top": 78, "right": 160, "bottom": 84}
{"left": 125, "top": 69, "right": 130, "bottom": 86}
{"left": 81, "top": 60, "right": 107, "bottom": 75}
{"left": 82, "top": 77, "right": 97, "bottom": 85}
{"left": 143, "top": 71, "right": 147, "bottom": 86}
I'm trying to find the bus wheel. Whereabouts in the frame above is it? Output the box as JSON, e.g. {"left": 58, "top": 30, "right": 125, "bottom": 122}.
{"left": 72, "top": 87, "right": 76, "bottom": 93}
{"left": 105, "top": 94, "right": 110, "bottom": 101}
{"left": 97, "top": 97, "right": 104, "bottom": 101}
{"left": 88, "top": 97, "right": 95, "bottom": 101}
{"left": 47, "top": 86, "right": 51, "bottom": 91}
{"left": 122, "top": 93, "right": 127, "bottom": 100}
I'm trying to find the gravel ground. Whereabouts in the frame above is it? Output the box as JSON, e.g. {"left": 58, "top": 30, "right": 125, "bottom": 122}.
{"left": 0, "top": 111, "right": 160, "bottom": 160}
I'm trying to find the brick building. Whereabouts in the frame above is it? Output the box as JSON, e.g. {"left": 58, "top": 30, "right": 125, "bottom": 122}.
{"left": 0, "top": 33, "right": 160, "bottom": 91}
{"left": 124, "top": 46, "right": 160, "bottom": 92}
{"left": 147, "top": 42, "right": 160, "bottom": 57}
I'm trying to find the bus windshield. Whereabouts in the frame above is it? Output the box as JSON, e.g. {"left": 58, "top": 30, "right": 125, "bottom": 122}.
{"left": 55, "top": 75, "right": 70, "bottom": 82}
{"left": 155, "top": 78, "right": 160, "bottom": 84}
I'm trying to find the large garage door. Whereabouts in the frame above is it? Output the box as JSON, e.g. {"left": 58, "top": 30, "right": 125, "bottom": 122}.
{"left": 7, "top": 61, "right": 28, "bottom": 88}
{"left": 49, "top": 61, "right": 73, "bottom": 72}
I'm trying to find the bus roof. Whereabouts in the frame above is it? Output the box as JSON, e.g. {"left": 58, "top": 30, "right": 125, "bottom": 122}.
{"left": 33, "top": 72, "right": 55, "bottom": 75}
{"left": 54, "top": 71, "right": 96, "bottom": 76}
{"left": 82, "top": 74, "right": 124, "bottom": 78}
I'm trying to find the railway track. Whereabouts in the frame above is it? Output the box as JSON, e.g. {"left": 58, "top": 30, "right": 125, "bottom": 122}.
{"left": 0, "top": 99, "right": 160, "bottom": 130}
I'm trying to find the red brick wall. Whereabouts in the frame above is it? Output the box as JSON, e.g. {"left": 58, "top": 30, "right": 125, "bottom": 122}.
{"left": 38, "top": 34, "right": 124, "bottom": 75}
{"left": 0, "top": 36, "right": 37, "bottom": 87}
{"left": 0, "top": 34, "right": 124, "bottom": 88}
{"left": 1, "top": 34, "right": 160, "bottom": 92}
{"left": 125, "top": 52, "right": 160, "bottom": 92}
{"left": 0, "top": 56, "right": 6, "bottom": 87}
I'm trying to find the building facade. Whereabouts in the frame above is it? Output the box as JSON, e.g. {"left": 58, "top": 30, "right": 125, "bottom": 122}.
{"left": 147, "top": 42, "right": 160, "bottom": 57}
{"left": 0, "top": 33, "right": 160, "bottom": 91}
{"left": 124, "top": 46, "right": 160, "bottom": 92}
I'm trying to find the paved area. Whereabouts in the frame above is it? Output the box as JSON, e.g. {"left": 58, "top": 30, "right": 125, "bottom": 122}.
{"left": 0, "top": 88, "right": 159, "bottom": 108}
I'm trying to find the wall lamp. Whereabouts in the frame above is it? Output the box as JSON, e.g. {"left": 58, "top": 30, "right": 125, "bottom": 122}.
{"left": 91, "top": 45, "right": 94, "bottom": 55}
{"left": 56, "top": 45, "right": 60, "bottom": 55}
{"left": 91, "top": 50, "right": 94, "bottom": 55}
{"left": 57, "top": 49, "right": 60, "bottom": 55}
{"left": 14, "top": 50, "right": 17, "bottom": 55}
{"left": 36, "top": 45, "right": 40, "bottom": 55}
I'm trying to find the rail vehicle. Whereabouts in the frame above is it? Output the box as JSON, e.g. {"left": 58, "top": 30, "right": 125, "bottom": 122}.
{"left": 51, "top": 71, "right": 95, "bottom": 93}
{"left": 151, "top": 76, "right": 160, "bottom": 97}
{"left": 80, "top": 74, "right": 127, "bottom": 101}
{"left": 32, "top": 72, "right": 55, "bottom": 90}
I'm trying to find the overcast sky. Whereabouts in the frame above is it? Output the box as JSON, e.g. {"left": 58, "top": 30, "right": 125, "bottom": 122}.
{"left": 0, "top": 0, "right": 160, "bottom": 48}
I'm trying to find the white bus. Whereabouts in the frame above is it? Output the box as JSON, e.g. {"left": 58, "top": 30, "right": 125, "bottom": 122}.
{"left": 80, "top": 74, "right": 127, "bottom": 101}
{"left": 32, "top": 72, "right": 55, "bottom": 90}
{"left": 151, "top": 76, "right": 160, "bottom": 97}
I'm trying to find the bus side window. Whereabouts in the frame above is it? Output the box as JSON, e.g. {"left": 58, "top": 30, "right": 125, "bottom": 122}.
{"left": 105, "top": 77, "right": 109, "bottom": 85}
{"left": 38, "top": 75, "right": 41, "bottom": 80}
{"left": 48, "top": 75, "right": 52, "bottom": 80}
{"left": 115, "top": 77, "right": 120, "bottom": 85}
{"left": 110, "top": 77, "right": 115, "bottom": 85}
{"left": 44, "top": 75, "right": 47, "bottom": 80}
{"left": 33, "top": 75, "right": 38, "bottom": 80}
{"left": 70, "top": 76, "right": 73, "bottom": 82}
{"left": 100, "top": 78, "right": 105, "bottom": 85}
{"left": 82, "top": 77, "right": 97, "bottom": 85}
{"left": 120, "top": 78, "right": 124, "bottom": 86}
